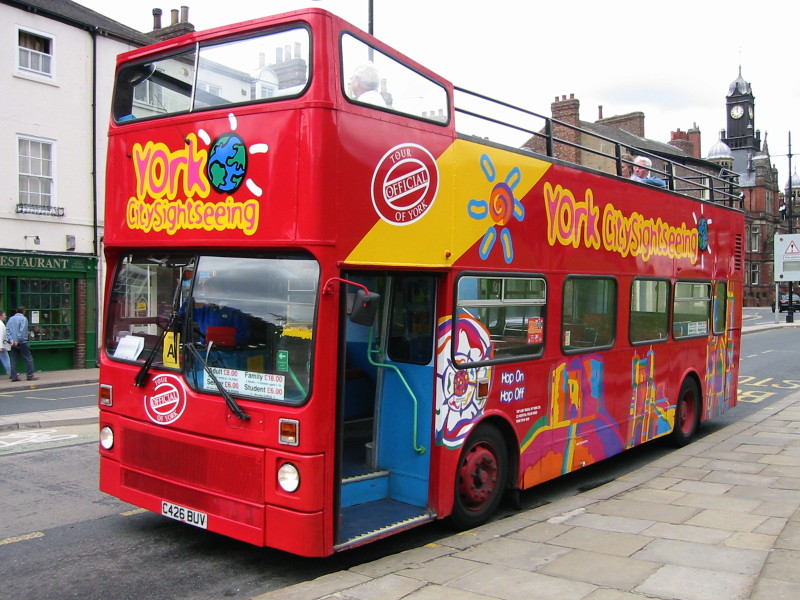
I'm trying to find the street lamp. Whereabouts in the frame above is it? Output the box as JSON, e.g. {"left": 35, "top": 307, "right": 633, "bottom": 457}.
{"left": 786, "top": 132, "right": 794, "bottom": 323}
{"left": 312, "top": 0, "right": 374, "bottom": 35}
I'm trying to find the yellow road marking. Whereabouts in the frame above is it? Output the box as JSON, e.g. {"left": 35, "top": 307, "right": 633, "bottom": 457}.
{"left": 0, "top": 531, "right": 45, "bottom": 546}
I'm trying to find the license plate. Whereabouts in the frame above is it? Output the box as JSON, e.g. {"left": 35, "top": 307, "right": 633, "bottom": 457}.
{"left": 161, "top": 501, "right": 207, "bottom": 529}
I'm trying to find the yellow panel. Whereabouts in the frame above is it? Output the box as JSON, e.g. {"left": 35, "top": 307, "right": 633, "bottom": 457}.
{"left": 345, "top": 139, "right": 551, "bottom": 266}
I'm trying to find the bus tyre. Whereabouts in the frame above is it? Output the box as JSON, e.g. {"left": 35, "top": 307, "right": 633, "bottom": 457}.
{"left": 450, "top": 424, "right": 508, "bottom": 530}
{"left": 669, "top": 379, "right": 700, "bottom": 447}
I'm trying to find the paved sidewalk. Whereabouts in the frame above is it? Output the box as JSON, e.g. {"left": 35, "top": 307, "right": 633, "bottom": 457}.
{"left": 251, "top": 391, "right": 800, "bottom": 600}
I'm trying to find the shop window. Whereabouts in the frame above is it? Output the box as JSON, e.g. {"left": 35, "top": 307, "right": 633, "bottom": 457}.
{"left": 9, "top": 277, "right": 73, "bottom": 341}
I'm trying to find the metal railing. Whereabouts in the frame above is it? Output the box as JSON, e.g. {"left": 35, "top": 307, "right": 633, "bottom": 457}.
{"left": 453, "top": 86, "right": 742, "bottom": 209}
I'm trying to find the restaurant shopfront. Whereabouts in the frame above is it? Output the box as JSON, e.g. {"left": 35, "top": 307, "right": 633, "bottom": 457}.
{"left": 0, "top": 252, "right": 97, "bottom": 371}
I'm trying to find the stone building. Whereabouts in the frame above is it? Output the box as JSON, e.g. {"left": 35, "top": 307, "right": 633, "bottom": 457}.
{"left": 718, "top": 69, "right": 781, "bottom": 307}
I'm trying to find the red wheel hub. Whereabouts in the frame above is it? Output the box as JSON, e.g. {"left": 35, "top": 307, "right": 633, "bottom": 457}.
{"left": 678, "top": 391, "right": 697, "bottom": 434}
{"left": 458, "top": 443, "right": 498, "bottom": 509}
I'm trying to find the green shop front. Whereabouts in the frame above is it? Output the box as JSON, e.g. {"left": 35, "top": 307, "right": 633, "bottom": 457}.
{"left": 0, "top": 252, "right": 97, "bottom": 371}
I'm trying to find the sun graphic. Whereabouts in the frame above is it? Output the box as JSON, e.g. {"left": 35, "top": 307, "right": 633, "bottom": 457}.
{"left": 693, "top": 205, "right": 713, "bottom": 266}
{"left": 197, "top": 113, "right": 268, "bottom": 197}
{"left": 467, "top": 153, "right": 525, "bottom": 264}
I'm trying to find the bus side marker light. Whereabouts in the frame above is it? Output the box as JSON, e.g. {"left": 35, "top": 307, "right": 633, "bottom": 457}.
{"left": 278, "top": 463, "right": 300, "bottom": 493}
{"left": 478, "top": 379, "right": 490, "bottom": 400}
{"left": 100, "top": 426, "right": 115, "bottom": 450}
{"left": 99, "top": 384, "right": 113, "bottom": 406}
{"left": 279, "top": 419, "right": 300, "bottom": 446}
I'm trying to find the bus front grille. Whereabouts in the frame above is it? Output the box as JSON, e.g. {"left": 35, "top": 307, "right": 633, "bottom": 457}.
{"left": 121, "top": 422, "right": 265, "bottom": 503}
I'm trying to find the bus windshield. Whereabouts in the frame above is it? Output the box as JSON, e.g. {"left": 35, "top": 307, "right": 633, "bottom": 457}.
{"left": 113, "top": 26, "right": 310, "bottom": 122}
{"left": 105, "top": 253, "right": 319, "bottom": 404}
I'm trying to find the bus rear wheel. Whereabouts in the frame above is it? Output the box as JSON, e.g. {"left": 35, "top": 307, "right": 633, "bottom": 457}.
{"left": 450, "top": 424, "right": 508, "bottom": 530}
{"left": 669, "top": 379, "right": 700, "bottom": 447}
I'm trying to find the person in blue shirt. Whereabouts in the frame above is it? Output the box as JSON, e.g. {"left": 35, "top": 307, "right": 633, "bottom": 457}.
{"left": 6, "top": 306, "right": 37, "bottom": 381}
{"left": 190, "top": 302, "right": 250, "bottom": 345}
{"left": 631, "top": 156, "right": 667, "bottom": 188}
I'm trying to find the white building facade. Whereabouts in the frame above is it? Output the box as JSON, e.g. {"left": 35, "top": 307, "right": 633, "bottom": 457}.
{"left": 0, "top": 0, "right": 151, "bottom": 369}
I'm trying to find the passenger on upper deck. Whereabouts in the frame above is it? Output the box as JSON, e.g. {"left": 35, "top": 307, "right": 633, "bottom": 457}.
{"left": 348, "top": 63, "right": 387, "bottom": 107}
{"left": 630, "top": 156, "right": 667, "bottom": 188}
{"left": 621, "top": 153, "right": 634, "bottom": 178}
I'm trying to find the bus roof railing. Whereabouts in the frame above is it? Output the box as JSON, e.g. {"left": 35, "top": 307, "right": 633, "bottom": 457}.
{"left": 453, "top": 86, "right": 742, "bottom": 209}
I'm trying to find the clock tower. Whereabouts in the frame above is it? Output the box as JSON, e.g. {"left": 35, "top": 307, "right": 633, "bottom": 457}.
{"left": 723, "top": 67, "right": 761, "bottom": 171}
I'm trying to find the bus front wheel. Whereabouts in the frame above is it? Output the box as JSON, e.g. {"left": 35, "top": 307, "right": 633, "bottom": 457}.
{"left": 450, "top": 424, "right": 508, "bottom": 530}
{"left": 669, "top": 379, "right": 700, "bottom": 447}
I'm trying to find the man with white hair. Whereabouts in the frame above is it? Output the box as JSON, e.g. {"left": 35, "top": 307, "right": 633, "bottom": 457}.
{"left": 349, "top": 63, "right": 386, "bottom": 107}
{"left": 631, "top": 156, "right": 666, "bottom": 188}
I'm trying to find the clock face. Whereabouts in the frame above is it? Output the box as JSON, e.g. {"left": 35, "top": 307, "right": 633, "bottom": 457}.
{"left": 748, "top": 106, "right": 754, "bottom": 119}
{"left": 730, "top": 105, "right": 744, "bottom": 119}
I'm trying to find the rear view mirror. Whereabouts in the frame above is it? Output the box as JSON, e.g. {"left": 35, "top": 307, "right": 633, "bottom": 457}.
{"left": 350, "top": 289, "right": 380, "bottom": 326}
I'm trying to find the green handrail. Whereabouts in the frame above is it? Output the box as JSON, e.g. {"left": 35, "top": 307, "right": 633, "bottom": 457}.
{"left": 366, "top": 327, "right": 427, "bottom": 455}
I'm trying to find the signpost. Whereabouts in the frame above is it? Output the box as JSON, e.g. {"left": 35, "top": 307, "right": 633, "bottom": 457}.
{"left": 774, "top": 234, "right": 800, "bottom": 321}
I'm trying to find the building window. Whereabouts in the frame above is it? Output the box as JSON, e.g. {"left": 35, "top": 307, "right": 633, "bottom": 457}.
{"left": 750, "top": 263, "right": 760, "bottom": 285}
{"left": 18, "top": 136, "right": 60, "bottom": 215}
{"left": 749, "top": 227, "right": 760, "bottom": 253}
{"left": 18, "top": 28, "right": 53, "bottom": 77}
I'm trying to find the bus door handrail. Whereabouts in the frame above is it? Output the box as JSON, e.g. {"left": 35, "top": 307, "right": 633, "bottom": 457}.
{"left": 366, "top": 327, "right": 427, "bottom": 456}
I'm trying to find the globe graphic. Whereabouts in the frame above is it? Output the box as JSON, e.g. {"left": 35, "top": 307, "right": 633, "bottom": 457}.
{"left": 207, "top": 133, "right": 247, "bottom": 193}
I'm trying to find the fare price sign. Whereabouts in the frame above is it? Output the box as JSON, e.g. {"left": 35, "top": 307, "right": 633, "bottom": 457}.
{"left": 774, "top": 234, "right": 800, "bottom": 282}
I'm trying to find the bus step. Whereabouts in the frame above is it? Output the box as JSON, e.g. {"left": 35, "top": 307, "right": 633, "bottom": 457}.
{"left": 335, "top": 499, "right": 435, "bottom": 551}
{"left": 341, "top": 470, "right": 389, "bottom": 508}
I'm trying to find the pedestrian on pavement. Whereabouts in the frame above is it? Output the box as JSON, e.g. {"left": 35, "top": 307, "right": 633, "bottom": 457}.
{"left": 7, "top": 306, "right": 37, "bottom": 382}
{"left": 0, "top": 311, "right": 10, "bottom": 376}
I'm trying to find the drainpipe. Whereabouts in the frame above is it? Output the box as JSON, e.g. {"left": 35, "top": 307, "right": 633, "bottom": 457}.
{"left": 91, "top": 26, "right": 99, "bottom": 258}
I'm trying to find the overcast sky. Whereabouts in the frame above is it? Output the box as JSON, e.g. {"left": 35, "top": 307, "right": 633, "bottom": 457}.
{"left": 78, "top": 0, "right": 798, "bottom": 185}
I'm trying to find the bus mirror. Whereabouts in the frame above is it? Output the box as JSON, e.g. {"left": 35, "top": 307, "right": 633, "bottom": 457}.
{"left": 123, "top": 62, "right": 156, "bottom": 86}
{"left": 351, "top": 290, "right": 380, "bottom": 326}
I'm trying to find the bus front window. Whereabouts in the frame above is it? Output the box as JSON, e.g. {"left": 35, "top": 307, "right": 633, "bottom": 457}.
{"left": 113, "top": 26, "right": 310, "bottom": 123}
{"left": 106, "top": 253, "right": 319, "bottom": 405}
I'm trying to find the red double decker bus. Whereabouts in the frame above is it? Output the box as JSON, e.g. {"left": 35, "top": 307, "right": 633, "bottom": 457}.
{"left": 99, "top": 8, "right": 744, "bottom": 557}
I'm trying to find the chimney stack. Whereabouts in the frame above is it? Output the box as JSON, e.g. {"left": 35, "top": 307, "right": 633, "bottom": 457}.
{"left": 152, "top": 8, "right": 162, "bottom": 30}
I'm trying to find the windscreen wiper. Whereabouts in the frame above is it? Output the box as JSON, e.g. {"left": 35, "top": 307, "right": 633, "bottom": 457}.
{"left": 184, "top": 342, "right": 250, "bottom": 422}
{"left": 134, "top": 309, "right": 177, "bottom": 388}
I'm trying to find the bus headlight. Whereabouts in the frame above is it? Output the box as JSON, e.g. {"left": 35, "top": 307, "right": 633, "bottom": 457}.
{"left": 277, "top": 463, "right": 300, "bottom": 493}
{"left": 99, "top": 426, "right": 114, "bottom": 450}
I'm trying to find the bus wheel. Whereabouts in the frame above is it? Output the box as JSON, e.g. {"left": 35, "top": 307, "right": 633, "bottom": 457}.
{"left": 450, "top": 424, "right": 508, "bottom": 530}
{"left": 669, "top": 379, "right": 700, "bottom": 447}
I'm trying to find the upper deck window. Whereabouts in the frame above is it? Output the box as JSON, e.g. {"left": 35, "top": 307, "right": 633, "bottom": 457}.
{"left": 341, "top": 34, "right": 448, "bottom": 124}
{"left": 114, "top": 26, "right": 310, "bottom": 123}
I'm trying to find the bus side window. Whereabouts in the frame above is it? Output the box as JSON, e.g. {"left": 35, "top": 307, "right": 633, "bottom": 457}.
{"left": 562, "top": 277, "right": 616, "bottom": 352}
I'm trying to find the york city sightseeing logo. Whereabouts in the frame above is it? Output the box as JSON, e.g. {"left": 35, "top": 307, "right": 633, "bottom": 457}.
{"left": 371, "top": 143, "right": 439, "bottom": 225}
{"left": 144, "top": 374, "right": 187, "bottom": 425}
{"left": 128, "top": 114, "right": 267, "bottom": 236}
